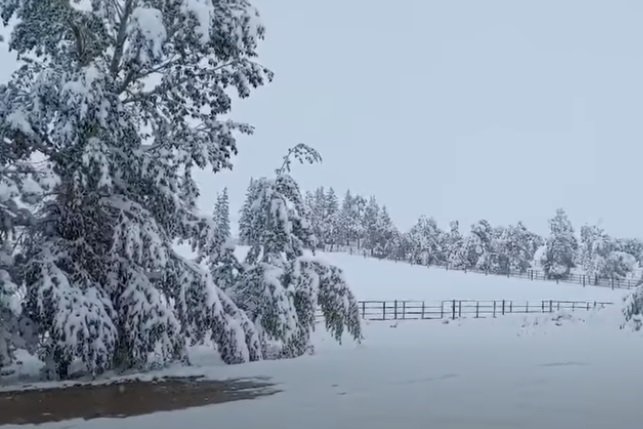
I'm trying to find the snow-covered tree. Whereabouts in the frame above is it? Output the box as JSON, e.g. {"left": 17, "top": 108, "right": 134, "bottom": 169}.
{"left": 615, "top": 238, "right": 643, "bottom": 265}
{"left": 362, "top": 196, "right": 380, "bottom": 255}
{"left": 0, "top": 117, "right": 50, "bottom": 371}
{"left": 444, "top": 220, "right": 463, "bottom": 267}
{"left": 304, "top": 187, "right": 325, "bottom": 249}
{"left": 542, "top": 209, "right": 578, "bottom": 280}
{"left": 492, "top": 222, "right": 542, "bottom": 274}
{"left": 337, "top": 190, "right": 365, "bottom": 249}
{"left": 213, "top": 188, "right": 231, "bottom": 242}
{"left": 372, "top": 206, "right": 396, "bottom": 258}
{"left": 602, "top": 251, "right": 636, "bottom": 280}
{"left": 324, "top": 188, "right": 340, "bottom": 251}
{"left": 229, "top": 145, "right": 361, "bottom": 358}
{"left": 0, "top": 0, "right": 271, "bottom": 378}
{"left": 239, "top": 178, "right": 260, "bottom": 246}
{"left": 407, "top": 216, "right": 444, "bottom": 265}
{"left": 470, "top": 220, "right": 495, "bottom": 271}
{"left": 578, "top": 224, "right": 610, "bottom": 281}
{"left": 623, "top": 286, "right": 643, "bottom": 331}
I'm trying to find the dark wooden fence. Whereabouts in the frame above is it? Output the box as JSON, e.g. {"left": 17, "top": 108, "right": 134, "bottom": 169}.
{"left": 338, "top": 299, "right": 613, "bottom": 321}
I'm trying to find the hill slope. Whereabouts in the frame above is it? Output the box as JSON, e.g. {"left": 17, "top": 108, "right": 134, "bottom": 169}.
{"left": 315, "top": 251, "right": 628, "bottom": 303}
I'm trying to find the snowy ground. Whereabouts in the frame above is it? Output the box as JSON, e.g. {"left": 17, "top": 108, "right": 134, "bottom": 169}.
{"left": 5, "top": 305, "right": 642, "bottom": 429}
{"left": 2, "top": 252, "right": 638, "bottom": 428}
{"left": 316, "top": 251, "right": 628, "bottom": 302}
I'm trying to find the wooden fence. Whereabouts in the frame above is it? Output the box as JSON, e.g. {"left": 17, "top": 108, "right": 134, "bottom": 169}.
{"left": 340, "top": 299, "right": 613, "bottom": 321}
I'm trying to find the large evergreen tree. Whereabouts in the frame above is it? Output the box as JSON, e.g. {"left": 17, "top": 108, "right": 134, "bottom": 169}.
{"left": 0, "top": 0, "right": 270, "bottom": 378}
{"left": 213, "top": 188, "right": 231, "bottom": 241}
{"left": 239, "top": 178, "right": 260, "bottom": 246}
{"left": 324, "top": 188, "right": 340, "bottom": 251}
{"left": 230, "top": 145, "right": 361, "bottom": 359}
{"left": 579, "top": 224, "right": 610, "bottom": 281}
{"left": 542, "top": 209, "right": 578, "bottom": 280}
{"left": 362, "top": 196, "right": 380, "bottom": 255}
{"left": 407, "top": 216, "right": 444, "bottom": 266}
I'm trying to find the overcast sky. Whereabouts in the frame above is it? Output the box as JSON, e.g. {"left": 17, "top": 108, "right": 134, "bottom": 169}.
{"left": 2, "top": 0, "right": 643, "bottom": 238}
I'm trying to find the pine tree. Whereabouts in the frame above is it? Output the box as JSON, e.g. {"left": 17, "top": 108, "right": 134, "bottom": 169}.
{"left": 470, "top": 220, "right": 495, "bottom": 271}
{"left": 579, "top": 224, "right": 610, "bottom": 281}
{"left": 445, "top": 220, "right": 463, "bottom": 268}
{"left": 407, "top": 216, "right": 444, "bottom": 265}
{"left": 337, "top": 190, "right": 364, "bottom": 250}
{"left": 239, "top": 178, "right": 260, "bottom": 246}
{"left": 213, "top": 188, "right": 231, "bottom": 242}
{"left": 0, "top": 0, "right": 270, "bottom": 378}
{"left": 373, "top": 206, "right": 396, "bottom": 258}
{"left": 229, "top": 145, "right": 361, "bottom": 358}
{"left": 324, "top": 188, "right": 340, "bottom": 251}
{"left": 362, "top": 197, "right": 380, "bottom": 256}
{"left": 542, "top": 209, "right": 578, "bottom": 280}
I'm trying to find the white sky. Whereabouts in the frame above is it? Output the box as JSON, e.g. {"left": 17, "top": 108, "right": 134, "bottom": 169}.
{"left": 2, "top": 0, "right": 643, "bottom": 238}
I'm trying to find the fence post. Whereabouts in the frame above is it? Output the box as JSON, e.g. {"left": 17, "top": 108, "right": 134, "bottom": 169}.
{"left": 421, "top": 301, "right": 426, "bottom": 319}
{"left": 541, "top": 301, "right": 545, "bottom": 313}
{"left": 493, "top": 301, "right": 497, "bottom": 318}
{"left": 557, "top": 301, "right": 560, "bottom": 311}
{"left": 362, "top": 301, "right": 366, "bottom": 319}
{"left": 458, "top": 301, "right": 463, "bottom": 318}
{"left": 402, "top": 301, "right": 406, "bottom": 320}
{"left": 586, "top": 302, "right": 590, "bottom": 311}
{"left": 582, "top": 275, "right": 585, "bottom": 287}
{"left": 526, "top": 301, "right": 529, "bottom": 313}
{"left": 452, "top": 300, "right": 456, "bottom": 320}
{"left": 510, "top": 301, "right": 513, "bottom": 313}
{"left": 593, "top": 301, "right": 596, "bottom": 309}
{"left": 572, "top": 302, "right": 575, "bottom": 311}
{"left": 439, "top": 301, "right": 442, "bottom": 319}
{"left": 502, "top": 300, "right": 505, "bottom": 315}
{"left": 382, "top": 301, "right": 386, "bottom": 320}
{"left": 549, "top": 300, "right": 553, "bottom": 313}
{"left": 475, "top": 302, "right": 479, "bottom": 318}
{"left": 394, "top": 300, "right": 398, "bottom": 320}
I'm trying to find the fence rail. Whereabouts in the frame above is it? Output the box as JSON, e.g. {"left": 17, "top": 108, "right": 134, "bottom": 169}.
{"left": 322, "top": 299, "right": 613, "bottom": 321}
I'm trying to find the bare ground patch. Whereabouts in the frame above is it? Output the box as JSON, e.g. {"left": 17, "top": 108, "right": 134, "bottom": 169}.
{"left": 0, "top": 375, "right": 279, "bottom": 426}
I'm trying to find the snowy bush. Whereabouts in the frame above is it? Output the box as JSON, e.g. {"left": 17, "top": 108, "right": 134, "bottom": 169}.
{"left": 623, "top": 287, "right": 643, "bottom": 331}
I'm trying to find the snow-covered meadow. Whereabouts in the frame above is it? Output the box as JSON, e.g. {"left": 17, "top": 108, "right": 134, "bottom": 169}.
{"left": 5, "top": 305, "right": 642, "bottom": 429}
{"left": 3, "top": 252, "right": 639, "bottom": 429}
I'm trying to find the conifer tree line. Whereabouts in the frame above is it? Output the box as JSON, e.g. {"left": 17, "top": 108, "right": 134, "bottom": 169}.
{"left": 280, "top": 188, "right": 643, "bottom": 282}
{"left": 0, "top": 1, "right": 359, "bottom": 380}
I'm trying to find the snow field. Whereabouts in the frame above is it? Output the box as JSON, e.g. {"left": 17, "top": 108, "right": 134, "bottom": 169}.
{"left": 10, "top": 305, "right": 642, "bottom": 429}
{"left": 317, "top": 251, "right": 628, "bottom": 302}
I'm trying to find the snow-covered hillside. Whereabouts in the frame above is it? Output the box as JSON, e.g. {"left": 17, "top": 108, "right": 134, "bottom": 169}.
{"left": 314, "top": 251, "right": 628, "bottom": 303}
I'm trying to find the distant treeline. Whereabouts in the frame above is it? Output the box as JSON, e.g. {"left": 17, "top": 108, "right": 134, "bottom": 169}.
{"left": 240, "top": 186, "right": 643, "bottom": 282}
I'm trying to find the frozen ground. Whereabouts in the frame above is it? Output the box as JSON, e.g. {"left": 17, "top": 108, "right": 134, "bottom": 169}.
{"left": 4, "top": 305, "right": 642, "bottom": 429}
{"left": 2, "top": 252, "right": 638, "bottom": 428}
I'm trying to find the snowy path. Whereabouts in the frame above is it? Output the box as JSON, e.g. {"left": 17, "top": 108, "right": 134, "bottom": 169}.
{"left": 7, "top": 307, "right": 642, "bottom": 429}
